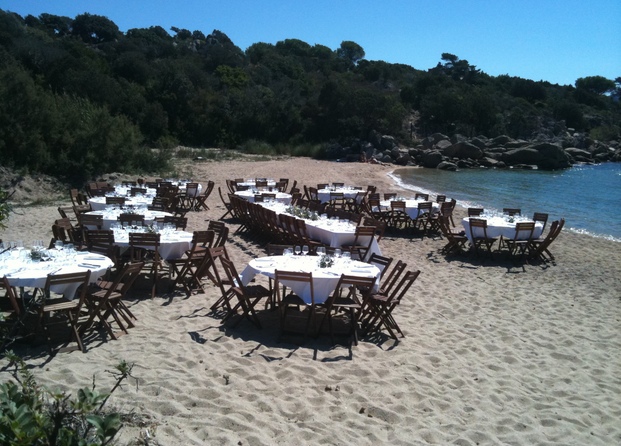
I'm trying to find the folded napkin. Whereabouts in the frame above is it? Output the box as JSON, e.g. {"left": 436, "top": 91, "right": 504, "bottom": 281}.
{"left": 78, "top": 263, "right": 100, "bottom": 268}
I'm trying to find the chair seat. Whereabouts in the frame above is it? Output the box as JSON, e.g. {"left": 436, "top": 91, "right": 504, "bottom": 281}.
{"left": 41, "top": 299, "right": 79, "bottom": 312}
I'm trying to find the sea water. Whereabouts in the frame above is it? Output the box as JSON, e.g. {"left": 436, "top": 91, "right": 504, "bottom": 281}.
{"left": 390, "top": 163, "right": 621, "bottom": 242}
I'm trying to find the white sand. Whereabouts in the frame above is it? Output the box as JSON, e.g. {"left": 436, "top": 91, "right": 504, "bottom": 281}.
{"left": 1, "top": 157, "right": 620, "bottom": 445}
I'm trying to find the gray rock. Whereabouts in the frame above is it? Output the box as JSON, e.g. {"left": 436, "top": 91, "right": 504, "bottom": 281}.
{"left": 435, "top": 139, "right": 453, "bottom": 153}
{"left": 437, "top": 161, "right": 458, "bottom": 171}
{"left": 501, "top": 143, "right": 571, "bottom": 170}
{"left": 421, "top": 150, "right": 444, "bottom": 168}
{"left": 565, "top": 147, "right": 592, "bottom": 160}
{"left": 445, "top": 141, "right": 483, "bottom": 160}
{"left": 381, "top": 154, "right": 394, "bottom": 164}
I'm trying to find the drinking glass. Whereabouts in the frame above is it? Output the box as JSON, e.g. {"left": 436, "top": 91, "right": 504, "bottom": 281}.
{"left": 334, "top": 248, "right": 342, "bottom": 258}
{"left": 284, "top": 248, "right": 293, "bottom": 257}
{"left": 316, "top": 246, "right": 326, "bottom": 256}
{"left": 294, "top": 245, "right": 301, "bottom": 255}
{"left": 55, "top": 240, "right": 64, "bottom": 251}
{"left": 342, "top": 251, "right": 351, "bottom": 264}
{"left": 302, "top": 245, "right": 309, "bottom": 256}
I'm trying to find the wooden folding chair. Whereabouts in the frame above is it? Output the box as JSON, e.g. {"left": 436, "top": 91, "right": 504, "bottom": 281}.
{"left": 504, "top": 222, "right": 536, "bottom": 263}
{"left": 220, "top": 257, "right": 271, "bottom": 328}
{"left": 360, "top": 270, "right": 420, "bottom": 339}
{"left": 38, "top": 271, "right": 91, "bottom": 353}
{"left": 468, "top": 218, "right": 498, "bottom": 257}
{"left": 366, "top": 253, "right": 393, "bottom": 279}
{"left": 195, "top": 180, "right": 215, "bottom": 211}
{"left": 275, "top": 270, "right": 316, "bottom": 341}
{"left": 82, "top": 261, "right": 144, "bottom": 340}
{"left": 438, "top": 215, "right": 468, "bottom": 256}
{"left": 128, "top": 232, "right": 163, "bottom": 299}
{"left": 318, "top": 274, "right": 376, "bottom": 346}
{"left": 341, "top": 226, "right": 376, "bottom": 261}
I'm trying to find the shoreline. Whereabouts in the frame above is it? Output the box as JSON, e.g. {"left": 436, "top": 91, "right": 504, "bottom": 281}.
{"left": 389, "top": 163, "right": 621, "bottom": 243}
{"left": 1, "top": 157, "right": 620, "bottom": 445}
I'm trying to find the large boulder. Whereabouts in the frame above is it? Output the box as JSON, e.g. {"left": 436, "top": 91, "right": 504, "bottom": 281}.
{"left": 381, "top": 135, "right": 397, "bottom": 151}
{"left": 435, "top": 139, "right": 453, "bottom": 153}
{"left": 501, "top": 143, "right": 571, "bottom": 170}
{"left": 565, "top": 147, "right": 593, "bottom": 162}
{"left": 437, "top": 161, "right": 458, "bottom": 171}
{"left": 421, "top": 150, "right": 444, "bottom": 168}
{"left": 445, "top": 141, "right": 483, "bottom": 159}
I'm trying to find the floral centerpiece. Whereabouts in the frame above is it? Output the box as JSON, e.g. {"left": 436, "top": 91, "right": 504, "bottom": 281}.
{"left": 284, "top": 205, "right": 319, "bottom": 221}
{"left": 318, "top": 254, "right": 334, "bottom": 268}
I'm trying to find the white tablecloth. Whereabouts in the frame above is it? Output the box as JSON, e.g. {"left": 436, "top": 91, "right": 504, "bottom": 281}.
{"left": 236, "top": 180, "right": 277, "bottom": 188}
{"left": 234, "top": 190, "right": 292, "bottom": 205}
{"left": 85, "top": 209, "right": 172, "bottom": 230}
{"left": 379, "top": 199, "right": 440, "bottom": 220}
{"left": 241, "top": 255, "right": 380, "bottom": 304}
{"left": 112, "top": 229, "right": 194, "bottom": 260}
{"left": 462, "top": 216, "right": 544, "bottom": 243}
{"left": 1, "top": 250, "right": 114, "bottom": 299}
{"left": 259, "top": 202, "right": 381, "bottom": 260}
{"left": 89, "top": 196, "right": 154, "bottom": 211}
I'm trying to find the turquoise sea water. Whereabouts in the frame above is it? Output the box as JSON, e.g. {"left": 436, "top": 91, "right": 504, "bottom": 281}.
{"left": 391, "top": 163, "right": 621, "bottom": 242}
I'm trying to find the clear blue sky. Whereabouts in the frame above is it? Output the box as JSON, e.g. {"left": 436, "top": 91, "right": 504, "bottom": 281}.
{"left": 2, "top": 0, "right": 620, "bottom": 86}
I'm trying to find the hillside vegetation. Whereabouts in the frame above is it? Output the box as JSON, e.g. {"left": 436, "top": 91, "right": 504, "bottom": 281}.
{"left": 0, "top": 10, "right": 619, "bottom": 183}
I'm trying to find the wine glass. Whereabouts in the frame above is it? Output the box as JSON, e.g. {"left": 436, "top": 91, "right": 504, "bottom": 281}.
{"left": 284, "top": 248, "right": 293, "bottom": 257}
{"left": 316, "top": 246, "right": 326, "bottom": 256}
{"left": 55, "top": 240, "right": 64, "bottom": 251}
{"left": 302, "top": 245, "right": 309, "bottom": 256}
{"left": 342, "top": 251, "right": 351, "bottom": 264}
{"left": 294, "top": 245, "right": 301, "bottom": 256}
{"left": 334, "top": 248, "right": 342, "bottom": 258}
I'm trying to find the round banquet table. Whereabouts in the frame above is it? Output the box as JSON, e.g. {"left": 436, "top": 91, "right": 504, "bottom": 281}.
{"left": 85, "top": 209, "right": 172, "bottom": 230}
{"left": 317, "top": 187, "right": 363, "bottom": 204}
{"left": 236, "top": 179, "right": 277, "bottom": 188}
{"left": 379, "top": 199, "right": 440, "bottom": 220}
{"left": 1, "top": 249, "right": 114, "bottom": 299}
{"left": 88, "top": 195, "right": 154, "bottom": 211}
{"left": 112, "top": 228, "right": 194, "bottom": 260}
{"left": 240, "top": 255, "right": 380, "bottom": 305}
{"left": 462, "top": 216, "right": 544, "bottom": 243}
{"left": 234, "top": 190, "right": 292, "bottom": 205}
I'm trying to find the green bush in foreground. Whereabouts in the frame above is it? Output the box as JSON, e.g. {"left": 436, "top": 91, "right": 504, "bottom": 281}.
{"left": 0, "top": 352, "right": 135, "bottom": 445}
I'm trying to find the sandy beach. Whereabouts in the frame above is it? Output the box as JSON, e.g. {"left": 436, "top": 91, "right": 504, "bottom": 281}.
{"left": 1, "top": 157, "right": 620, "bottom": 445}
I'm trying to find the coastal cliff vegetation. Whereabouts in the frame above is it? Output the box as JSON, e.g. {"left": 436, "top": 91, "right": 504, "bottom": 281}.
{"left": 0, "top": 10, "right": 619, "bottom": 183}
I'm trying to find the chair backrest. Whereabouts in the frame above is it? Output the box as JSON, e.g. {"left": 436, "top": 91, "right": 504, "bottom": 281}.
{"left": 353, "top": 226, "right": 376, "bottom": 248}
{"left": 384, "top": 193, "right": 397, "bottom": 200}
{"left": 384, "top": 270, "right": 421, "bottom": 306}
{"left": 436, "top": 195, "right": 446, "bottom": 203}
{"left": 275, "top": 270, "right": 314, "bottom": 305}
{"left": 317, "top": 183, "right": 328, "bottom": 190}
{"left": 191, "top": 230, "right": 215, "bottom": 249}
{"left": 119, "top": 213, "right": 145, "bottom": 227}
{"left": 219, "top": 256, "right": 245, "bottom": 292}
{"left": 417, "top": 201, "right": 432, "bottom": 212}
{"left": 308, "top": 187, "right": 319, "bottom": 201}
{"left": 468, "top": 207, "right": 484, "bottom": 217}
{"left": 208, "top": 220, "right": 229, "bottom": 247}
{"left": 533, "top": 212, "right": 549, "bottom": 232}
{"left": 106, "top": 196, "right": 126, "bottom": 205}
{"left": 379, "top": 259, "right": 407, "bottom": 295}
{"left": 513, "top": 222, "right": 535, "bottom": 241}
{"left": 85, "top": 229, "right": 115, "bottom": 252}
{"left": 390, "top": 200, "right": 406, "bottom": 211}
{"left": 128, "top": 232, "right": 160, "bottom": 261}
{"left": 130, "top": 187, "right": 147, "bottom": 196}
{"left": 503, "top": 208, "right": 521, "bottom": 216}
{"left": 329, "top": 274, "right": 376, "bottom": 304}
{"left": 363, "top": 216, "right": 386, "bottom": 241}
{"left": 366, "top": 253, "right": 393, "bottom": 278}
{"left": 163, "top": 215, "right": 188, "bottom": 230}
{"left": 79, "top": 213, "right": 103, "bottom": 230}
{"left": 44, "top": 270, "right": 91, "bottom": 309}
{"left": 104, "top": 261, "right": 145, "bottom": 297}
{"left": 468, "top": 218, "right": 489, "bottom": 240}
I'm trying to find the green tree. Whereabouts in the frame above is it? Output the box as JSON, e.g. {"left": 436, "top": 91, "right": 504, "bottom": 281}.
{"left": 71, "top": 13, "right": 120, "bottom": 44}
{"left": 336, "top": 41, "right": 365, "bottom": 68}
{"left": 575, "top": 75, "right": 616, "bottom": 95}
